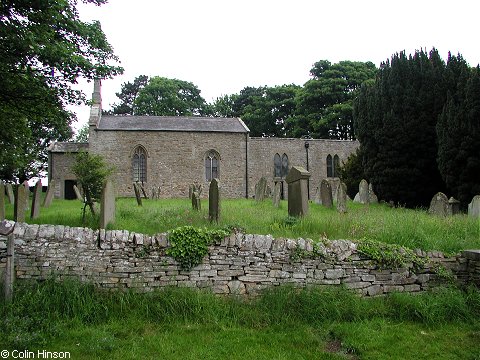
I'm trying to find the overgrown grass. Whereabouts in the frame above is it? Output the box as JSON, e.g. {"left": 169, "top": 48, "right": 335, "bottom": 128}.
{"left": 5, "top": 197, "right": 479, "bottom": 253}
{"left": 1, "top": 280, "right": 479, "bottom": 359}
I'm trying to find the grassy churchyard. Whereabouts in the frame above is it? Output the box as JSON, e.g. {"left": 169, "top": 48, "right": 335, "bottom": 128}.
{"left": 2, "top": 196, "right": 480, "bottom": 359}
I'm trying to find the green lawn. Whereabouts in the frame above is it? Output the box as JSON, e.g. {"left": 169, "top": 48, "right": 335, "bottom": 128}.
{"left": 1, "top": 281, "right": 479, "bottom": 360}
{"left": 5, "top": 196, "right": 480, "bottom": 253}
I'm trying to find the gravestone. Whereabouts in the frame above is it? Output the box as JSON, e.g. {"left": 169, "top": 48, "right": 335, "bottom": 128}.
{"left": 73, "top": 185, "right": 83, "bottom": 200}
{"left": 255, "top": 177, "right": 267, "bottom": 202}
{"left": 14, "top": 184, "right": 27, "bottom": 222}
{"left": 272, "top": 182, "right": 281, "bottom": 208}
{"left": 0, "top": 182, "right": 5, "bottom": 221}
{"left": 188, "top": 185, "right": 193, "bottom": 199}
{"left": 448, "top": 197, "right": 461, "bottom": 216}
{"left": 336, "top": 181, "right": 348, "bottom": 214}
{"left": 428, "top": 192, "right": 449, "bottom": 217}
{"left": 151, "top": 186, "right": 157, "bottom": 200}
{"left": 209, "top": 178, "right": 220, "bottom": 223}
{"left": 353, "top": 192, "right": 360, "bottom": 203}
{"left": 265, "top": 185, "right": 272, "bottom": 198}
{"left": 5, "top": 183, "right": 14, "bottom": 204}
{"left": 368, "top": 183, "right": 378, "bottom": 204}
{"left": 133, "top": 183, "right": 142, "bottom": 206}
{"left": 42, "top": 179, "right": 55, "bottom": 207}
{"left": 468, "top": 195, "right": 480, "bottom": 218}
{"left": 314, "top": 184, "right": 322, "bottom": 205}
{"left": 320, "top": 179, "right": 333, "bottom": 208}
{"left": 285, "top": 166, "right": 311, "bottom": 217}
{"left": 100, "top": 180, "right": 115, "bottom": 229}
{"left": 359, "top": 179, "right": 369, "bottom": 204}
{"left": 30, "top": 180, "right": 42, "bottom": 219}
{"left": 192, "top": 191, "right": 201, "bottom": 211}
{"left": 23, "top": 180, "right": 30, "bottom": 210}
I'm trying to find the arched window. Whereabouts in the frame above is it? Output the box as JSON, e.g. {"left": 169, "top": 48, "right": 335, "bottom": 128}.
{"left": 274, "top": 153, "right": 282, "bottom": 177}
{"left": 132, "top": 146, "right": 147, "bottom": 183}
{"left": 281, "top": 153, "right": 289, "bottom": 178}
{"left": 326, "top": 154, "right": 333, "bottom": 177}
{"left": 333, "top": 155, "right": 340, "bottom": 177}
{"left": 205, "top": 150, "right": 219, "bottom": 181}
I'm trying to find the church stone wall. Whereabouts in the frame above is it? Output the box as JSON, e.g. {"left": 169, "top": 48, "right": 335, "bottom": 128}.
{"left": 89, "top": 129, "right": 248, "bottom": 198}
{"left": 49, "top": 152, "right": 78, "bottom": 199}
{"left": 247, "top": 138, "right": 359, "bottom": 199}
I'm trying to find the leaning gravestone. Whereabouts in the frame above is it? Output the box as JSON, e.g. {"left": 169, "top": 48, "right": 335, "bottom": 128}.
{"left": 192, "top": 191, "right": 201, "bottom": 211}
{"left": 14, "top": 184, "right": 27, "bottom": 222}
{"left": 42, "top": 179, "right": 55, "bottom": 207}
{"left": 0, "top": 182, "right": 5, "bottom": 221}
{"left": 100, "top": 180, "right": 115, "bottom": 229}
{"left": 5, "top": 183, "right": 14, "bottom": 204}
{"left": 209, "top": 178, "right": 220, "bottom": 223}
{"left": 353, "top": 192, "right": 360, "bottom": 203}
{"left": 255, "top": 177, "right": 267, "bottom": 202}
{"left": 30, "top": 180, "right": 42, "bottom": 219}
{"left": 468, "top": 195, "right": 480, "bottom": 218}
{"left": 285, "top": 166, "right": 311, "bottom": 217}
{"left": 359, "top": 179, "right": 369, "bottom": 204}
{"left": 133, "top": 183, "right": 142, "bottom": 206}
{"left": 320, "top": 179, "right": 333, "bottom": 208}
{"left": 336, "top": 181, "right": 348, "bottom": 214}
{"left": 73, "top": 185, "right": 83, "bottom": 201}
{"left": 272, "top": 182, "right": 281, "bottom": 208}
{"left": 368, "top": 183, "right": 378, "bottom": 204}
{"left": 428, "top": 192, "right": 449, "bottom": 217}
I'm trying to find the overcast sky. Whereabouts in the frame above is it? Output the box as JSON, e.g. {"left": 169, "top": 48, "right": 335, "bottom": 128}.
{"left": 71, "top": 0, "right": 480, "bottom": 129}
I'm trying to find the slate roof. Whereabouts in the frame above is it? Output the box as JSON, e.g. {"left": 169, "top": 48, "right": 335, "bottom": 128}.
{"left": 97, "top": 115, "right": 249, "bottom": 133}
{"left": 48, "top": 142, "right": 89, "bottom": 153}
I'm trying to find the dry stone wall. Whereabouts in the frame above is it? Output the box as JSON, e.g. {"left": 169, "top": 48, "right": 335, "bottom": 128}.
{"left": 0, "top": 222, "right": 478, "bottom": 296}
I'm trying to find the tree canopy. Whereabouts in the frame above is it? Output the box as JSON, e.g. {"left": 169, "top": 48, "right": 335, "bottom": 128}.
{"left": 0, "top": 0, "right": 123, "bottom": 182}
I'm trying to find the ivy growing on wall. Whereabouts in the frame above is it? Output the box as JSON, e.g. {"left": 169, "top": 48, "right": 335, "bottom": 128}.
{"left": 166, "top": 226, "right": 229, "bottom": 270}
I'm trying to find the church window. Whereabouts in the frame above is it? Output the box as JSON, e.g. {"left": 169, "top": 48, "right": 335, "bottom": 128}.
{"left": 132, "top": 146, "right": 147, "bottom": 183}
{"left": 326, "top": 154, "right": 333, "bottom": 177}
{"left": 205, "top": 150, "right": 219, "bottom": 181}
{"left": 274, "top": 153, "right": 281, "bottom": 177}
{"left": 333, "top": 154, "right": 340, "bottom": 177}
{"left": 281, "top": 153, "right": 289, "bottom": 178}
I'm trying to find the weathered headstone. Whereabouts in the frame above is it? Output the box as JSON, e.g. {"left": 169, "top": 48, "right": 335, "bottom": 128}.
{"left": 320, "top": 179, "right": 333, "bottom": 208}
{"left": 30, "top": 180, "right": 42, "bottom": 219}
{"left": 265, "top": 185, "right": 272, "bottom": 198}
{"left": 285, "top": 166, "right": 311, "bottom": 217}
{"left": 353, "top": 192, "right": 360, "bottom": 203}
{"left": 336, "top": 182, "right": 348, "bottom": 214}
{"left": 272, "top": 182, "right": 281, "bottom": 208}
{"left": 23, "top": 180, "right": 30, "bottom": 210}
{"left": 5, "top": 183, "right": 14, "bottom": 204}
{"left": 73, "top": 185, "right": 83, "bottom": 201}
{"left": 14, "top": 184, "right": 27, "bottom": 222}
{"left": 0, "top": 182, "right": 5, "bottom": 221}
{"left": 42, "top": 179, "right": 55, "bottom": 207}
{"left": 133, "top": 183, "right": 142, "bottom": 206}
{"left": 209, "top": 178, "right": 220, "bottom": 223}
{"left": 448, "top": 197, "right": 461, "bottom": 216}
{"left": 359, "top": 179, "right": 369, "bottom": 204}
{"left": 255, "top": 177, "right": 267, "bottom": 202}
{"left": 192, "top": 191, "right": 201, "bottom": 211}
{"left": 314, "top": 184, "right": 322, "bottom": 205}
{"left": 428, "top": 192, "right": 449, "bottom": 217}
{"left": 368, "top": 183, "right": 378, "bottom": 204}
{"left": 100, "top": 180, "right": 115, "bottom": 229}
{"left": 468, "top": 195, "right": 480, "bottom": 218}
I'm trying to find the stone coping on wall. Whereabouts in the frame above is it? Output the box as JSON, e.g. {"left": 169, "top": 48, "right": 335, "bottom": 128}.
{"left": 0, "top": 221, "right": 478, "bottom": 296}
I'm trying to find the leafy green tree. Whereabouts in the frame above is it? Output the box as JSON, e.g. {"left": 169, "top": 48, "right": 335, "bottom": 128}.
{"left": 355, "top": 49, "right": 447, "bottom": 207}
{"left": 212, "top": 94, "right": 238, "bottom": 117}
{"left": 338, "top": 148, "right": 366, "bottom": 199}
{"left": 293, "top": 60, "right": 377, "bottom": 139}
{"left": 111, "top": 75, "right": 149, "bottom": 115}
{"left": 134, "top": 77, "right": 210, "bottom": 116}
{"left": 0, "top": 0, "right": 122, "bottom": 182}
{"left": 232, "top": 85, "right": 299, "bottom": 137}
{"left": 74, "top": 123, "right": 89, "bottom": 143}
{"left": 437, "top": 56, "right": 480, "bottom": 205}
{"left": 72, "top": 151, "right": 113, "bottom": 221}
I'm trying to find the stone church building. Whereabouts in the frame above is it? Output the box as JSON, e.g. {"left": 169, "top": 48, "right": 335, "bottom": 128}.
{"left": 48, "top": 81, "right": 359, "bottom": 199}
